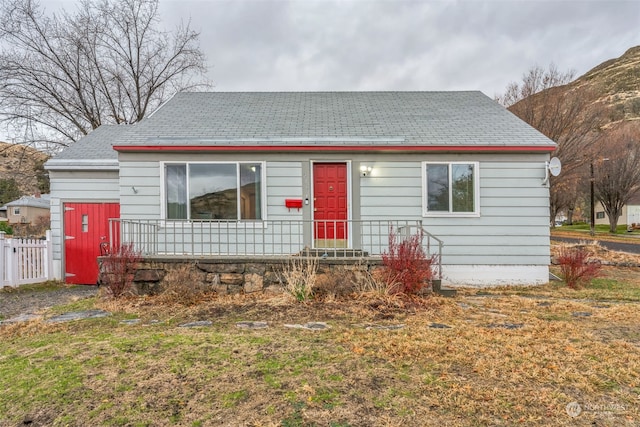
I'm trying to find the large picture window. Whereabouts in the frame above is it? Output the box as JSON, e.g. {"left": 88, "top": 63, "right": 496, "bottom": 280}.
{"left": 423, "top": 162, "right": 479, "bottom": 216}
{"left": 164, "top": 162, "right": 263, "bottom": 220}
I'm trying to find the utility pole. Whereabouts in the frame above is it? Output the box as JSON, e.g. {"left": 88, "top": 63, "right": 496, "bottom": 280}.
{"left": 590, "top": 162, "right": 595, "bottom": 236}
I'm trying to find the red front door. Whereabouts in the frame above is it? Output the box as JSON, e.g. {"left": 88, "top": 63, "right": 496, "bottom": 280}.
{"left": 64, "top": 202, "right": 120, "bottom": 285}
{"left": 313, "top": 163, "right": 348, "bottom": 247}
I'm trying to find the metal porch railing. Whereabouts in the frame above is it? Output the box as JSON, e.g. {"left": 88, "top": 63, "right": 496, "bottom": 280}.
{"left": 107, "top": 219, "right": 443, "bottom": 278}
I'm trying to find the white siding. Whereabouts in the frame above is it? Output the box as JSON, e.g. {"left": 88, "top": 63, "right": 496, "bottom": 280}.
{"left": 48, "top": 170, "right": 119, "bottom": 279}
{"left": 119, "top": 161, "right": 161, "bottom": 219}
{"left": 266, "top": 162, "right": 303, "bottom": 220}
{"left": 358, "top": 156, "right": 550, "bottom": 272}
{"left": 360, "top": 162, "right": 422, "bottom": 221}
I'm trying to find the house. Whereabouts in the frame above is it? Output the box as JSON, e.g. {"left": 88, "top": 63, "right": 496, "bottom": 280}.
{"left": 1, "top": 194, "right": 50, "bottom": 225}
{"left": 45, "top": 91, "right": 556, "bottom": 286}
{"left": 594, "top": 192, "right": 640, "bottom": 228}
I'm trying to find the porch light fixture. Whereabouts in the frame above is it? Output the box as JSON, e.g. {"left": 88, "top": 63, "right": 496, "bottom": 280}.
{"left": 360, "top": 165, "right": 372, "bottom": 177}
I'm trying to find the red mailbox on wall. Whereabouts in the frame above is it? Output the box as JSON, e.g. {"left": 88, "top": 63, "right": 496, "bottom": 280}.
{"left": 285, "top": 198, "right": 303, "bottom": 211}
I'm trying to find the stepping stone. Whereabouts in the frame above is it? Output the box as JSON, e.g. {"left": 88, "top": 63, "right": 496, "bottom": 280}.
{"left": 120, "top": 319, "right": 141, "bottom": 325}
{"left": 365, "top": 324, "right": 405, "bottom": 330}
{"left": 236, "top": 321, "right": 268, "bottom": 329}
{"left": 486, "top": 323, "right": 524, "bottom": 330}
{"left": 0, "top": 313, "right": 42, "bottom": 324}
{"left": 429, "top": 323, "right": 452, "bottom": 329}
{"left": 178, "top": 320, "right": 213, "bottom": 328}
{"left": 46, "top": 310, "right": 111, "bottom": 323}
{"left": 284, "top": 322, "right": 330, "bottom": 330}
{"left": 572, "top": 312, "right": 592, "bottom": 317}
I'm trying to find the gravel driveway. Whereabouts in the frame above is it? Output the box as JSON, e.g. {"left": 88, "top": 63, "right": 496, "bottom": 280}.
{"left": 0, "top": 285, "right": 98, "bottom": 319}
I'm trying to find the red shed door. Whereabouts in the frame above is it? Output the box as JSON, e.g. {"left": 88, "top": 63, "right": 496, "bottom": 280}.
{"left": 313, "top": 163, "right": 348, "bottom": 248}
{"left": 64, "top": 202, "right": 120, "bottom": 285}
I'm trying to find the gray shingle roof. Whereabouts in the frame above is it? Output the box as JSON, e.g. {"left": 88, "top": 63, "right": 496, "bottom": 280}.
{"left": 45, "top": 125, "right": 127, "bottom": 169}
{"left": 121, "top": 91, "right": 555, "bottom": 148}
{"left": 51, "top": 92, "right": 556, "bottom": 162}
{"left": 3, "top": 194, "right": 50, "bottom": 209}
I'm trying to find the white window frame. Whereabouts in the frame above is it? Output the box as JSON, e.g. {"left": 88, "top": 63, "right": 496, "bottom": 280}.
{"left": 160, "top": 161, "right": 267, "bottom": 222}
{"left": 422, "top": 161, "right": 480, "bottom": 217}
{"left": 13, "top": 207, "right": 20, "bottom": 215}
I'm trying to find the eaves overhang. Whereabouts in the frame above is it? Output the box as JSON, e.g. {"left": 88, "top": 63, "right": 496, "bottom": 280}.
{"left": 113, "top": 144, "right": 556, "bottom": 154}
{"left": 44, "top": 159, "right": 119, "bottom": 171}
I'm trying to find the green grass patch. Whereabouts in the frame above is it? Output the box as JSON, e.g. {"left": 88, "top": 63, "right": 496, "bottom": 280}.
{"left": 47, "top": 296, "right": 98, "bottom": 314}
{"left": 0, "top": 280, "right": 68, "bottom": 294}
{"left": 554, "top": 223, "right": 640, "bottom": 237}
{"left": 222, "top": 390, "right": 248, "bottom": 408}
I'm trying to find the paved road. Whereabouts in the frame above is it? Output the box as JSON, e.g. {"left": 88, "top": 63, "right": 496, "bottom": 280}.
{"left": 551, "top": 236, "right": 640, "bottom": 255}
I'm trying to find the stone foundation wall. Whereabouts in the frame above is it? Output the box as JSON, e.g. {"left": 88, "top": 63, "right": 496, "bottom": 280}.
{"left": 99, "top": 256, "right": 383, "bottom": 296}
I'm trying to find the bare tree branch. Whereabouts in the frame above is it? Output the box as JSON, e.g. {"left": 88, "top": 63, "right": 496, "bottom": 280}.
{"left": 594, "top": 124, "right": 640, "bottom": 232}
{"left": 0, "top": 0, "right": 209, "bottom": 150}
{"left": 496, "top": 64, "right": 608, "bottom": 225}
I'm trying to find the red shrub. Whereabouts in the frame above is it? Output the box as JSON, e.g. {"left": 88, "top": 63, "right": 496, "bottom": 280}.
{"left": 99, "top": 243, "right": 142, "bottom": 298}
{"left": 556, "top": 245, "right": 601, "bottom": 289}
{"left": 382, "top": 227, "right": 435, "bottom": 294}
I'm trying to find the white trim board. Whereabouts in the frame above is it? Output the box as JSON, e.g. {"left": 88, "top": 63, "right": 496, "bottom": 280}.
{"left": 441, "top": 265, "right": 549, "bottom": 287}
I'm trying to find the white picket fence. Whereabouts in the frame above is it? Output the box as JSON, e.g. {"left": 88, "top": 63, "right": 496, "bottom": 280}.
{"left": 0, "top": 231, "right": 53, "bottom": 287}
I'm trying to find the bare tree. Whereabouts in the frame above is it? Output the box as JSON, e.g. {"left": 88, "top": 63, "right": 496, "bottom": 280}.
{"left": 594, "top": 127, "right": 640, "bottom": 233}
{"left": 0, "top": 0, "right": 208, "bottom": 149}
{"left": 497, "top": 65, "right": 606, "bottom": 225}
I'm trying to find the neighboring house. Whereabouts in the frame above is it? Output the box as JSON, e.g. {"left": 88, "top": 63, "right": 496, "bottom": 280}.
{"left": 45, "top": 91, "right": 556, "bottom": 286}
{"left": 595, "top": 192, "right": 640, "bottom": 227}
{"left": 1, "top": 194, "right": 50, "bottom": 225}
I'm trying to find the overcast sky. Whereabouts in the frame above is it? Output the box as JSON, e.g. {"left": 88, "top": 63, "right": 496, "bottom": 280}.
{"left": 2, "top": 0, "right": 639, "bottom": 144}
{"left": 156, "top": 0, "right": 640, "bottom": 97}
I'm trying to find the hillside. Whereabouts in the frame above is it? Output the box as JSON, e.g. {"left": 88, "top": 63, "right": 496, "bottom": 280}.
{"left": 0, "top": 142, "right": 49, "bottom": 197}
{"left": 573, "top": 45, "right": 640, "bottom": 128}
{"left": 506, "top": 45, "right": 640, "bottom": 152}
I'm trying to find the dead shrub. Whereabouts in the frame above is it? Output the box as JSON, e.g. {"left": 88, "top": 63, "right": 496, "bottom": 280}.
{"left": 280, "top": 256, "right": 318, "bottom": 302}
{"left": 382, "top": 227, "right": 436, "bottom": 294}
{"left": 156, "top": 263, "right": 212, "bottom": 306}
{"left": 557, "top": 244, "right": 602, "bottom": 289}
{"left": 354, "top": 266, "right": 400, "bottom": 296}
{"left": 313, "top": 265, "right": 359, "bottom": 300}
{"left": 99, "top": 243, "right": 141, "bottom": 299}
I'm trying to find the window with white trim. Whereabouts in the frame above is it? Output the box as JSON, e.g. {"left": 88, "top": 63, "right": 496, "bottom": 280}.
{"left": 423, "top": 162, "right": 479, "bottom": 216}
{"left": 164, "top": 162, "right": 264, "bottom": 220}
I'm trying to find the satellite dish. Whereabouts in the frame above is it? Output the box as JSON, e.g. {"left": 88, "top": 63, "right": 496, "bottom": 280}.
{"left": 542, "top": 157, "right": 562, "bottom": 186}
{"left": 549, "top": 157, "right": 562, "bottom": 177}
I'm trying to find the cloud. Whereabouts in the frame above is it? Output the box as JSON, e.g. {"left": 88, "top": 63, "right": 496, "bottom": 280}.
{"left": 158, "top": 0, "right": 639, "bottom": 97}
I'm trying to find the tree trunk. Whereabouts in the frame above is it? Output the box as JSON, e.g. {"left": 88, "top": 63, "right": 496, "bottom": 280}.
{"left": 566, "top": 208, "right": 574, "bottom": 225}
{"left": 608, "top": 209, "right": 620, "bottom": 233}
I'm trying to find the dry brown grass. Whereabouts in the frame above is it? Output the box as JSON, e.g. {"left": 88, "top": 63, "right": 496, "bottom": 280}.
{"left": 279, "top": 256, "right": 318, "bottom": 302}
{"left": 2, "top": 258, "right": 639, "bottom": 426}
{"left": 551, "top": 239, "right": 640, "bottom": 265}
{"left": 154, "top": 263, "right": 214, "bottom": 306}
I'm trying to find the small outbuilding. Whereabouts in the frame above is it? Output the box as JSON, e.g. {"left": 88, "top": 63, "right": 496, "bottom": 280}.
{"left": 1, "top": 194, "right": 50, "bottom": 225}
